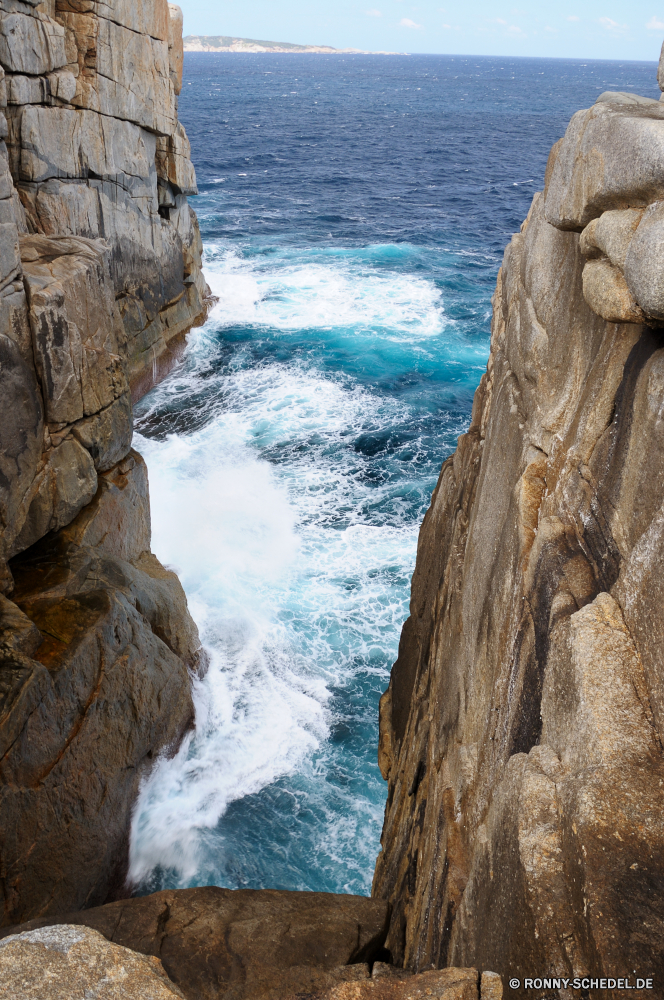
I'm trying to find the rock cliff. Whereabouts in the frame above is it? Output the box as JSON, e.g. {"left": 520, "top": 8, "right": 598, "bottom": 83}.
{"left": 374, "top": 72, "right": 664, "bottom": 989}
{"left": 0, "top": 0, "right": 207, "bottom": 926}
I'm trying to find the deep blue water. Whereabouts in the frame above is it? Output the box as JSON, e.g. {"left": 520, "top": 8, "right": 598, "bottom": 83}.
{"left": 129, "top": 54, "right": 660, "bottom": 895}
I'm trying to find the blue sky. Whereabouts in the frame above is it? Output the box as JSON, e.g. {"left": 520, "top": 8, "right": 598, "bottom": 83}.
{"left": 177, "top": 0, "right": 664, "bottom": 60}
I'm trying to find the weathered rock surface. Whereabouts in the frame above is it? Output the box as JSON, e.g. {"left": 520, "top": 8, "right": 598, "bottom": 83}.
{"left": 0, "top": 0, "right": 205, "bottom": 934}
{"left": 321, "top": 968, "right": 482, "bottom": 1000}
{"left": 0, "top": 924, "right": 187, "bottom": 999}
{"left": 0, "top": 0, "right": 210, "bottom": 403}
{"left": 0, "top": 450, "right": 200, "bottom": 926}
{"left": 0, "top": 886, "right": 390, "bottom": 1000}
{"left": 374, "top": 63, "right": 664, "bottom": 995}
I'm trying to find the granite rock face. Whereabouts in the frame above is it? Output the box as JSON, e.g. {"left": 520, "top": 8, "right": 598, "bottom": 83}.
{"left": 0, "top": 0, "right": 204, "bottom": 928}
{"left": 0, "top": 0, "right": 210, "bottom": 402}
{"left": 0, "top": 888, "right": 502, "bottom": 1000}
{"left": 0, "top": 887, "right": 391, "bottom": 1000}
{"left": 0, "top": 924, "right": 187, "bottom": 999}
{"left": 374, "top": 68, "right": 664, "bottom": 992}
{"left": 1, "top": 450, "right": 200, "bottom": 925}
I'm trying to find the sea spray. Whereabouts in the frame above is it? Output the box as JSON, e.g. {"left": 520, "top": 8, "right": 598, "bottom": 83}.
{"left": 128, "top": 53, "right": 658, "bottom": 894}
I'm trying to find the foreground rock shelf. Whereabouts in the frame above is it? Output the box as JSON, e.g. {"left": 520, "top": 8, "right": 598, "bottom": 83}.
{"left": 0, "top": 887, "right": 502, "bottom": 1000}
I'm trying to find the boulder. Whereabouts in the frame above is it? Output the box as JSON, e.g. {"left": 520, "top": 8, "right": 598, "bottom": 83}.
{"left": 322, "top": 968, "right": 481, "bottom": 1000}
{"left": 544, "top": 100, "right": 664, "bottom": 230}
{"left": 581, "top": 257, "right": 644, "bottom": 323}
{"left": 0, "top": 886, "right": 390, "bottom": 1000}
{"left": 623, "top": 199, "right": 664, "bottom": 319}
{"left": 0, "top": 924, "right": 186, "bottom": 999}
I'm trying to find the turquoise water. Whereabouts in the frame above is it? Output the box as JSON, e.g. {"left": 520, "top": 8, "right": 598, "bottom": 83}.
{"left": 128, "top": 54, "right": 659, "bottom": 895}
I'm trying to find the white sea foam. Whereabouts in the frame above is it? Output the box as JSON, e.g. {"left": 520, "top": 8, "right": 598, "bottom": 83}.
{"left": 203, "top": 244, "right": 447, "bottom": 342}
{"left": 127, "top": 242, "right": 459, "bottom": 890}
{"left": 128, "top": 357, "right": 417, "bottom": 888}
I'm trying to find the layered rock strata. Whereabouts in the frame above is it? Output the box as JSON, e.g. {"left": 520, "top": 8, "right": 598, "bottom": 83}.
{"left": 374, "top": 67, "right": 664, "bottom": 992}
{"left": 0, "top": 0, "right": 205, "bottom": 927}
{"left": 0, "top": 0, "right": 210, "bottom": 404}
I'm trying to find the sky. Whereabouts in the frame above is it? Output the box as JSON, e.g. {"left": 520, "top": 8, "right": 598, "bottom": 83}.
{"left": 177, "top": 0, "right": 664, "bottom": 60}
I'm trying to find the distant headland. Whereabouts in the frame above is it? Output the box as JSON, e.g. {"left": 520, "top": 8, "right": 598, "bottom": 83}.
{"left": 182, "top": 35, "right": 382, "bottom": 53}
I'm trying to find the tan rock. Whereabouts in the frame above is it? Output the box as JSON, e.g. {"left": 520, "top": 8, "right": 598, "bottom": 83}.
{"left": 58, "top": 8, "right": 176, "bottom": 134}
{"left": 0, "top": 886, "right": 390, "bottom": 999}
{"left": 623, "top": 199, "right": 664, "bottom": 319}
{"left": 58, "top": 0, "right": 170, "bottom": 42}
{"left": 0, "top": 8, "right": 66, "bottom": 76}
{"left": 544, "top": 101, "right": 664, "bottom": 230}
{"left": 168, "top": 4, "right": 183, "bottom": 95}
{"left": 581, "top": 256, "right": 645, "bottom": 323}
{"left": 17, "top": 105, "right": 157, "bottom": 189}
{"left": 0, "top": 925, "right": 186, "bottom": 999}
{"left": 579, "top": 207, "right": 643, "bottom": 269}
{"left": 323, "top": 968, "right": 479, "bottom": 1000}
{"left": 480, "top": 972, "right": 502, "bottom": 1000}
{"left": 156, "top": 120, "right": 198, "bottom": 195}
{"left": 21, "top": 234, "right": 128, "bottom": 426}
{"left": 9, "top": 435, "right": 98, "bottom": 555}
{"left": 0, "top": 457, "right": 197, "bottom": 921}
{"left": 374, "top": 175, "right": 664, "bottom": 986}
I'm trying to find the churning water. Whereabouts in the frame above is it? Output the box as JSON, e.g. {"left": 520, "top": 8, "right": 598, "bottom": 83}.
{"left": 128, "top": 54, "right": 659, "bottom": 895}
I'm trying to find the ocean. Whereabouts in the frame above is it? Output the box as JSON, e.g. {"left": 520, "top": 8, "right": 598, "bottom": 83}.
{"left": 128, "top": 53, "right": 659, "bottom": 896}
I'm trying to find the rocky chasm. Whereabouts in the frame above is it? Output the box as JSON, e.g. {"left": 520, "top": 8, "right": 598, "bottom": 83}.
{"left": 0, "top": 5, "right": 663, "bottom": 1000}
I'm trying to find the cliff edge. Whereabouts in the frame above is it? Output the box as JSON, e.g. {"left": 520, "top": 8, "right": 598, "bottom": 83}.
{"left": 374, "top": 73, "right": 664, "bottom": 987}
{"left": 0, "top": 0, "right": 208, "bottom": 926}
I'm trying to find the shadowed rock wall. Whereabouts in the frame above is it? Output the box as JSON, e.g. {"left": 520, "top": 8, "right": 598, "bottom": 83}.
{"left": 0, "top": 0, "right": 205, "bottom": 926}
{"left": 373, "top": 73, "right": 664, "bottom": 993}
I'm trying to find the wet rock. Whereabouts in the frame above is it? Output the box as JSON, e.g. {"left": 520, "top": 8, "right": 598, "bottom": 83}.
{"left": 0, "top": 924, "right": 186, "bottom": 999}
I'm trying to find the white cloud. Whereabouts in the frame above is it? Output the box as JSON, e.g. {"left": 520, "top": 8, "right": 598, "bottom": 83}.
{"left": 491, "top": 17, "right": 508, "bottom": 24}
{"left": 366, "top": 7, "right": 382, "bottom": 15}
{"left": 646, "top": 15, "right": 664, "bottom": 29}
{"left": 545, "top": 25, "right": 558, "bottom": 32}
{"left": 567, "top": 14, "right": 580, "bottom": 20}
{"left": 441, "top": 22, "right": 452, "bottom": 28}
{"left": 599, "top": 16, "right": 628, "bottom": 32}
{"left": 400, "top": 17, "right": 422, "bottom": 27}
{"left": 507, "top": 24, "right": 526, "bottom": 34}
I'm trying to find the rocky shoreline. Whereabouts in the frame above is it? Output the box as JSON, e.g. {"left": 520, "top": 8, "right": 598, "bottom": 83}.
{"left": 1, "top": 2, "right": 663, "bottom": 998}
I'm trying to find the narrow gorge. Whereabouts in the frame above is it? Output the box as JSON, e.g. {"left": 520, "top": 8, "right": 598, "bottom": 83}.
{"left": 0, "top": 4, "right": 663, "bottom": 999}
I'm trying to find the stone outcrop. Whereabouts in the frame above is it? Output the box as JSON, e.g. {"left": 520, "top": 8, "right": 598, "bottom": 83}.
{"left": 0, "top": 0, "right": 205, "bottom": 928}
{"left": 0, "top": 887, "right": 502, "bottom": 1000}
{"left": 0, "top": 924, "right": 187, "bottom": 999}
{"left": 1, "top": 887, "right": 390, "bottom": 999}
{"left": 373, "top": 63, "right": 664, "bottom": 993}
{"left": 0, "top": 0, "right": 210, "bottom": 405}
